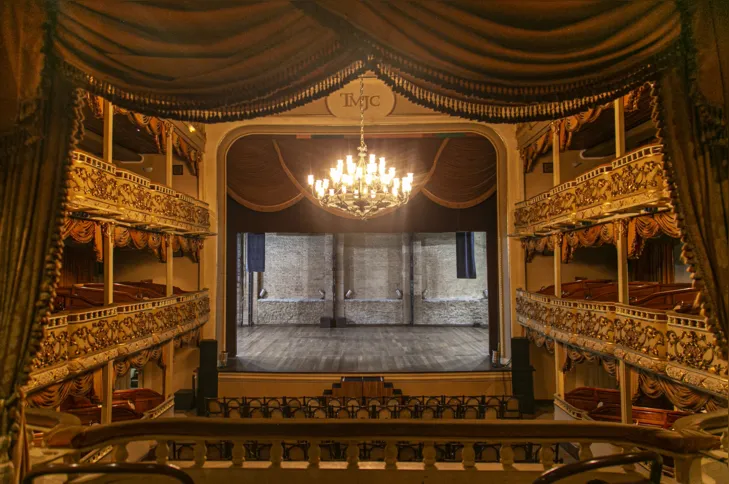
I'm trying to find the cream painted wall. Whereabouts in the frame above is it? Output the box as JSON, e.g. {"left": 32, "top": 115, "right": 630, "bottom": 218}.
{"left": 525, "top": 155, "right": 554, "bottom": 200}
{"left": 530, "top": 347, "right": 556, "bottom": 400}
{"left": 113, "top": 247, "right": 199, "bottom": 291}
{"left": 116, "top": 153, "right": 199, "bottom": 197}
{"left": 115, "top": 154, "right": 166, "bottom": 185}
{"left": 174, "top": 256, "right": 200, "bottom": 292}
{"left": 114, "top": 249, "right": 166, "bottom": 284}
{"left": 172, "top": 347, "right": 199, "bottom": 394}
{"left": 565, "top": 359, "right": 618, "bottom": 393}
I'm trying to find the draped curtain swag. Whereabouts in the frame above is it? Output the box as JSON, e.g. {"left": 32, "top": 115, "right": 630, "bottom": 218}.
{"left": 523, "top": 212, "right": 682, "bottom": 263}
{"left": 26, "top": 372, "right": 94, "bottom": 409}
{"left": 114, "top": 347, "right": 163, "bottom": 378}
{"left": 61, "top": 217, "right": 203, "bottom": 262}
{"left": 226, "top": 135, "right": 497, "bottom": 217}
{"left": 520, "top": 83, "right": 652, "bottom": 172}
{"left": 638, "top": 371, "right": 726, "bottom": 413}
{"left": 1, "top": 1, "right": 728, "bottom": 480}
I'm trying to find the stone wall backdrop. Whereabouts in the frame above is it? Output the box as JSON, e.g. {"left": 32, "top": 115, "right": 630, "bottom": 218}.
{"left": 255, "top": 233, "right": 333, "bottom": 325}
{"left": 414, "top": 232, "right": 488, "bottom": 326}
{"left": 342, "top": 233, "right": 404, "bottom": 324}
{"left": 238, "top": 232, "right": 489, "bottom": 327}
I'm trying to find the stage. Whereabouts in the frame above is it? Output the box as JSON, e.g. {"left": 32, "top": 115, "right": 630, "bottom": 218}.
{"left": 228, "top": 325, "right": 497, "bottom": 373}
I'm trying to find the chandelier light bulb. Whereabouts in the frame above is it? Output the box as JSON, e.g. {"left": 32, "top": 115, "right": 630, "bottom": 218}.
{"left": 308, "top": 174, "right": 314, "bottom": 186}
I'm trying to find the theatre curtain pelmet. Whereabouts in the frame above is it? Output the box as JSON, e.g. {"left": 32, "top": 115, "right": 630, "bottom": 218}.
{"left": 1, "top": 0, "right": 728, "bottom": 481}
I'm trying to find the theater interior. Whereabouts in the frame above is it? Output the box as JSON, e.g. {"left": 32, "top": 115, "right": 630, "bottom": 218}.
{"left": 0, "top": 1, "right": 727, "bottom": 483}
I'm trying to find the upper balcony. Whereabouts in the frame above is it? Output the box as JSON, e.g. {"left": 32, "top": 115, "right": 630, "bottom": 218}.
{"left": 68, "top": 151, "right": 210, "bottom": 234}
{"left": 513, "top": 144, "right": 669, "bottom": 237}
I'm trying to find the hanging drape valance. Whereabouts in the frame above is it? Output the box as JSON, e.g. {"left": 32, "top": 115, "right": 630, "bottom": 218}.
{"left": 61, "top": 218, "right": 203, "bottom": 262}
{"left": 113, "top": 347, "right": 163, "bottom": 378}
{"left": 520, "top": 83, "right": 652, "bottom": 172}
{"left": 227, "top": 135, "right": 497, "bottom": 217}
{"left": 561, "top": 346, "right": 618, "bottom": 378}
{"left": 638, "top": 371, "right": 727, "bottom": 413}
{"left": 523, "top": 212, "right": 681, "bottom": 263}
{"left": 38, "top": 0, "right": 679, "bottom": 124}
{"left": 26, "top": 372, "right": 94, "bottom": 409}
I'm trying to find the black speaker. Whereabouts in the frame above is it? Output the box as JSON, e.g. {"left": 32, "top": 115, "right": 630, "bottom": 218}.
{"left": 511, "top": 337, "right": 535, "bottom": 414}
{"left": 511, "top": 337, "right": 531, "bottom": 370}
{"left": 456, "top": 232, "right": 476, "bottom": 279}
{"left": 174, "top": 389, "right": 195, "bottom": 411}
{"left": 196, "top": 339, "right": 219, "bottom": 416}
{"left": 246, "top": 233, "right": 265, "bottom": 273}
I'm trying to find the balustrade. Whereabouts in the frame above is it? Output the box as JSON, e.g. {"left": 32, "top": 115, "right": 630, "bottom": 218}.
{"left": 514, "top": 144, "right": 668, "bottom": 235}
{"left": 68, "top": 150, "right": 210, "bottom": 234}
{"left": 27, "top": 291, "right": 210, "bottom": 393}
{"left": 36, "top": 416, "right": 719, "bottom": 484}
{"left": 515, "top": 289, "right": 728, "bottom": 399}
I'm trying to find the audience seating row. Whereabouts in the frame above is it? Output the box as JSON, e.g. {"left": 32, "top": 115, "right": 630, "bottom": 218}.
{"left": 60, "top": 388, "right": 165, "bottom": 425}
{"left": 537, "top": 279, "right": 698, "bottom": 312}
{"left": 564, "top": 387, "right": 688, "bottom": 429}
{"left": 54, "top": 280, "right": 186, "bottom": 312}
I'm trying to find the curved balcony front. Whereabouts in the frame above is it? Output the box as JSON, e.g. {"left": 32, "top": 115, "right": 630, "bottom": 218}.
{"left": 514, "top": 144, "right": 669, "bottom": 236}
{"left": 515, "top": 289, "right": 727, "bottom": 399}
{"left": 28, "top": 290, "right": 210, "bottom": 393}
{"left": 68, "top": 151, "right": 210, "bottom": 234}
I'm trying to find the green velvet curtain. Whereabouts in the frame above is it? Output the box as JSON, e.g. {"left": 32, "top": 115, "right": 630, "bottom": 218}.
{"left": 53, "top": 0, "right": 680, "bottom": 122}
{"left": 0, "top": 0, "right": 727, "bottom": 481}
{"left": 655, "top": 0, "right": 729, "bottom": 355}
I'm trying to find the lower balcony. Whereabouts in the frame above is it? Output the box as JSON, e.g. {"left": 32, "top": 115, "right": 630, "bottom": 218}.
{"left": 515, "top": 289, "right": 728, "bottom": 401}
{"left": 27, "top": 290, "right": 210, "bottom": 394}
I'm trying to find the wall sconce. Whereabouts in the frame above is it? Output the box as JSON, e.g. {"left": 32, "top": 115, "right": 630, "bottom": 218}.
{"left": 258, "top": 288, "right": 267, "bottom": 299}
{"left": 345, "top": 289, "right": 354, "bottom": 299}
{"left": 395, "top": 288, "right": 403, "bottom": 299}
{"left": 319, "top": 289, "right": 326, "bottom": 300}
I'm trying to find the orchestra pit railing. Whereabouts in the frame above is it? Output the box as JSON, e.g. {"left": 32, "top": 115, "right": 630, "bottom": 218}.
{"left": 205, "top": 394, "right": 521, "bottom": 420}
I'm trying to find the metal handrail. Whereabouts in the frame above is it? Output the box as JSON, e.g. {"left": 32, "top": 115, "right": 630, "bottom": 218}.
{"left": 23, "top": 462, "right": 194, "bottom": 484}
{"left": 532, "top": 451, "right": 663, "bottom": 484}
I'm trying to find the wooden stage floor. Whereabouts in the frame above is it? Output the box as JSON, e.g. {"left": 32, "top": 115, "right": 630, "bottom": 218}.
{"left": 228, "top": 325, "right": 496, "bottom": 373}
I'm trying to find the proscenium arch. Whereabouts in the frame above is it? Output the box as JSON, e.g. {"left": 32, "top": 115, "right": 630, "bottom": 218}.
{"left": 215, "top": 122, "right": 511, "bottom": 358}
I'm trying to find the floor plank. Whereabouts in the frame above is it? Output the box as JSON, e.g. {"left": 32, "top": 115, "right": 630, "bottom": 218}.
{"left": 230, "top": 325, "right": 494, "bottom": 373}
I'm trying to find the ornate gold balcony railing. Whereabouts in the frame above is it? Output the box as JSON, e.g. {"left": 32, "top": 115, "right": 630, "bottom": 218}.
{"left": 68, "top": 151, "right": 210, "bottom": 234}
{"left": 514, "top": 144, "right": 669, "bottom": 236}
{"left": 515, "top": 289, "right": 728, "bottom": 399}
{"left": 27, "top": 291, "right": 210, "bottom": 393}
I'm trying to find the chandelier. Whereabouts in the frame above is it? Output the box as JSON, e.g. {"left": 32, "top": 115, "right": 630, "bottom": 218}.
{"left": 308, "top": 76, "right": 413, "bottom": 219}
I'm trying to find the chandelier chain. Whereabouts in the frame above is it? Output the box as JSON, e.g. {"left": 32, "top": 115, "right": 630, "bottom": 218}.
{"left": 359, "top": 75, "right": 367, "bottom": 156}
